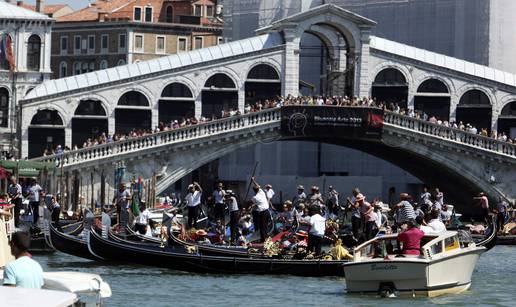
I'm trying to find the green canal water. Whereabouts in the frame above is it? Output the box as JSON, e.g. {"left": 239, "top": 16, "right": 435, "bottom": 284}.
{"left": 34, "top": 245, "right": 514, "bottom": 306}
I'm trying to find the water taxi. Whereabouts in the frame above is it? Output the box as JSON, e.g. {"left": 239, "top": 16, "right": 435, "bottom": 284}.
{"left": 343, "top": 231, "right": 489, "bottom": 297}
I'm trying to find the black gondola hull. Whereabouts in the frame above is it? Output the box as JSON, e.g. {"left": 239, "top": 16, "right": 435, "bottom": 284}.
{"left": 49, "top": 225, "right": 100, "bottom": 261}
{"left": 90, "top": 230, "right": 346, "bottom": 277}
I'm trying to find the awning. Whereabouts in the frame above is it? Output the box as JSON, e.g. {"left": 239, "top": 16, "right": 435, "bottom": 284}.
{"left": 0, "top": 160, "right": 55, "bottom": 178}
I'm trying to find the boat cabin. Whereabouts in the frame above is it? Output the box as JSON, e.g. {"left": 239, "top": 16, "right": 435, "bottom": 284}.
{"left": 353, "top": 231, "right": 466, "bottom": 262}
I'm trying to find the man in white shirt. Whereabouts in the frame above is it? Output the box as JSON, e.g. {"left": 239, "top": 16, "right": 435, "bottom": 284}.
{"left": 185, "top": 182, "right": 202, "bottom": 229}
{"left": 427, "top": 210, "right": 446, "bottom": 233}
{"left": 115, "top": 183, "right": 131, "bottom": 228}
{"left": 265, "top": 184, "right": 275, "bottom": 207}
{"left": 28, "top": 179, "right": 43, "bottom": 226}
{"left": 308, "top": 206, "right": 326, "bottom": 255}
{"left": 135, "top": 203, "right": 151, "bottom": 234}
{"left": 251, "top": 177, "right": 269, "bottom": 242}
{"left": 212, "top": 183, "right": 226, "bottom": 224}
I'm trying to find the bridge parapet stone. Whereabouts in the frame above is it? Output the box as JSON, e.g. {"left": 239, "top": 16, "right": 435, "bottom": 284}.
{"left": 384, "top": 112, "right": 516, "bottom": 160}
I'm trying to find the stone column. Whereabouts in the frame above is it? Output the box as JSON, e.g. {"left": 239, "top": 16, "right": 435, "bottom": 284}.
{"left": 356, "top": 28, "right": 372, "bottom": 98}
{"left": 449, "top": 94, "right": 459, "bottom": 123}
{"left": 108, "top": 114, "right": 115, "bottom": 136}
{"left": 407, "top": 88, "right": 415, "bottom": 112}
{"left": 43, "top": 24, "right": 52, "bottom": 73}
{"left": 20, "top": 108, "right": 30, "bottom": 158}
{"left": 491, "top": 108, "right": 500, "bottom": 133}
{"left": 65, "top": 121, "right": 72, "bottom": 151}
{"left": 195, "top": 92, "right": 202, "bottom": 119}
{"left": 282, "top": 28, "right": 301, "bottom": 97}
{"left": 238, "top": 82, "right": 245, "bottom": 113}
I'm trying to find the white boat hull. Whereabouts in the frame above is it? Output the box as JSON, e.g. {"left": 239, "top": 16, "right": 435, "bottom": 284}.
{"left": 343, "top": 248, "right": 483, "bottom": 297}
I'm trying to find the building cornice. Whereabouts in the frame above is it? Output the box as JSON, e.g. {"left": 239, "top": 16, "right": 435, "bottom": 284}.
{"left": 54, "top": 21, "right": 222, "bottom": 33}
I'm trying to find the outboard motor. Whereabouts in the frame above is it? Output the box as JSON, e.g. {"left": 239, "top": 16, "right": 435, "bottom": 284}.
{"left": 378, "top": 282, "right": 397, "bottom": 298}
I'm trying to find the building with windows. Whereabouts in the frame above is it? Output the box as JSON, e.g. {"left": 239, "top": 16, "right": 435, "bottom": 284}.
{"left": 0, "top": 0, "right": 53, "bottom": 157}
{"left": 50, "top": 0, "right": 223, "bottom": 79}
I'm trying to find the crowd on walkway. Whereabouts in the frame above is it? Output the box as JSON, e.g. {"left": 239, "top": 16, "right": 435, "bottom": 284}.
{"left": 40, "top": 94, "right": 514, "bottom": 157}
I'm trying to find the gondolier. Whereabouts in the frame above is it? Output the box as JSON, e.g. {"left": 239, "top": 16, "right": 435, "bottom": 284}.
{"left": 224, "top": 190, "right": 239, "bottom": 245}
{"left": 212, "top": 183, "right": 226, "bottom": 224}
{"left": 251, "top": 177, "right": 269, "bottom": 242}
{"left": 7, "top": 177, "right": 22, "bottom": 228}
{"left": 185, "top": 182, "right": 202, "bottom": 229}
{"left": 115, "top": 183, "right": 132, "bottom": 229}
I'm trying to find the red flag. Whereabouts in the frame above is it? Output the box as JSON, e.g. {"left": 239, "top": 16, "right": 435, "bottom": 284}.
{"left": 5, "top": 35, "right": 15, "bottom": 72}
{"left": 368, "top": 112, "right": 384, "bottom": 128}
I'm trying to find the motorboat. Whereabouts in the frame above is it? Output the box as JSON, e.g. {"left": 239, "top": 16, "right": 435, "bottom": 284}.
{"left": 43, "top": 271, "right": 112, "bottom": 306}
{"left": 1, "top": 223, "right": 111, "bottom": 306}
{"left": 0, "top": 286, "right": 77, "bottom": 307}
{"left": 343, "top": 231, "right": 491, "bottom": 297}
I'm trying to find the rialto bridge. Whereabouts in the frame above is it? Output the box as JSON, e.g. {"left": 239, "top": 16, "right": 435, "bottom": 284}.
{"left": 21, "top": 4, "right": 516, "bottom": 210}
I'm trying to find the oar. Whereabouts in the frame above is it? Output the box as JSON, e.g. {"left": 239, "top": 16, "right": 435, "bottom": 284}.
{"left": 244, "top": 162, "right": 259, "bottom": 202}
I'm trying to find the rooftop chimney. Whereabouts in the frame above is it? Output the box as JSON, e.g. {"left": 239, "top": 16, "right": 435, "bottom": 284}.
{"left": 36, "top": 0, "right": 44, "bottom": 13}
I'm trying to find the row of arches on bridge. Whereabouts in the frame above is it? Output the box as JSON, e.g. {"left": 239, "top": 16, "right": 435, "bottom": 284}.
{"left": 372, "top": 68, "right": 516, "bottom": 134}
{"left": 26, "top": 64, "right": 281, "bottom": 158}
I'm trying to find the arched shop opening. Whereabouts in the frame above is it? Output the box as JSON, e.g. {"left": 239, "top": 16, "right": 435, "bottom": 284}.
{"left": 115, "top": 91, "right": 151, "bottom": 134}
{"left": 72, "top": 99, "right": 108, "bottom": 147}
{"left": 372, "top": 68, "right": 408, "bottom": 109}
{"left": 457, "top": 90, "right": 492, "bottom": 132}
{"left": 414, "top": 79, "right": 451, "bottom": 120}
{"left": 245, "top": 64, "right": 281, "bottom": 104}
{"left": 0, "top": 87, "right": 9, "bottom": 128}
{"left": 28, "top": 109, "right": 65, "bottom": 158}
{"left": 498, "top": 102, "right": 516, "bottom": 139}
{"left": 201, "top": 73, "right": 238, "bottom": 118}
{"left": 159, "top": 83, "right": 195, "bottom": 124}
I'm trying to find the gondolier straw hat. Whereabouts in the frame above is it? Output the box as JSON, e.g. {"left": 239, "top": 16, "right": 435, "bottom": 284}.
{"left": 355, "top": 193, "right": 365, "bottom": 201}
{"left": 297, "top": 185, "right": 304, "bottom": 190}
{"left": 196, "top": 229, "right": 207, "bottom": 236}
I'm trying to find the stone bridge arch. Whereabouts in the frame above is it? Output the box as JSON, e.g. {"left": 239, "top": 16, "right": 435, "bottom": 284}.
{"left": 256, "top": 4, "right": 376, "bottom": 98}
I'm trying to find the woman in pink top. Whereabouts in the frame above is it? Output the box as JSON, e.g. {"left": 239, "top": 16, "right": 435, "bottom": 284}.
{"left": 397, "top": 220, "right": 425, "bottom": 255}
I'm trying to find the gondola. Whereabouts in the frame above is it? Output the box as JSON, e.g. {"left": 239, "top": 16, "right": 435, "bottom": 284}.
{"left": 48, "top": 224, "right": 101, "bottom": 261}
{"left": 473, "top": 216, "right": 498, "bottom": 251}
{"left": 113, "top": 227, "right": 268, "bottom": 258}
{"left": 30, "top": 221, "right": 84, "bottom": 253}
{"left": 88, "top": 229, "right": 347, "bottom": 276}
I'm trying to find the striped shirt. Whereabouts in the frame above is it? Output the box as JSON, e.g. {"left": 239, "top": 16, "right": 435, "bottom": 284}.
{"left": 396, "top": 201, "right": 416, "bottom": 224}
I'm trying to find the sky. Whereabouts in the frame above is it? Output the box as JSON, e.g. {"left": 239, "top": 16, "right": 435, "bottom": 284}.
{"left": 24, "top": 0, "right": 90, "bottom": 10}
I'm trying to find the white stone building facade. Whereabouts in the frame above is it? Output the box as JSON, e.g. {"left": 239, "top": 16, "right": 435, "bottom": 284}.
{"left": 0, "top": 1, "right": 53, "bottom": 157}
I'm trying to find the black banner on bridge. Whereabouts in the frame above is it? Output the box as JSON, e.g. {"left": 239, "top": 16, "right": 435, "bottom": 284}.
{"left": 280, "top": 106, "right": 384, "bottom": 139}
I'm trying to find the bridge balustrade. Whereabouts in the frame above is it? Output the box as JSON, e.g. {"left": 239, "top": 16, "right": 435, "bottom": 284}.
{"left": 384, "top": 112, "right": 516, "bottom": 158}
{"left": 32, "top": 108, "right": 282, "bottom": 167}
{"left": 32, "top": 107, "right": 515, "bottom": 167}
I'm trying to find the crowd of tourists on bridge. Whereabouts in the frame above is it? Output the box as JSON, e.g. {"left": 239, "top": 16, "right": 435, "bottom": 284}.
{"left": 39, "top": 94, "right": 513, "bottom": 157}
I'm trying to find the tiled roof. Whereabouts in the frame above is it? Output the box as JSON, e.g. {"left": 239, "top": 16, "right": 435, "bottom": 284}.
{"left": 24, "top": 33, "right": 283, "bottom": 101}
{"left": 19, "top": 3, "right": 68, "bottom": 14}
{"left": 57, "top": 0, "right": 135, "bottom": 22}
{"left": 0, "top": 1, "right": 52, "bottom": 20}
{"left": 370, "top": 36, "right": 516, "bottom": 88}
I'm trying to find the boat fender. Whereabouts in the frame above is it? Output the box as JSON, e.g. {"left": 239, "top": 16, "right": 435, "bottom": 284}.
{"left": 378, "top": 282, "right": 397, "bottom": 298}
